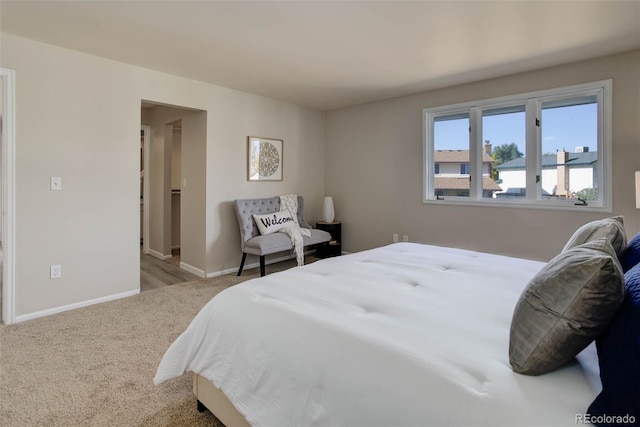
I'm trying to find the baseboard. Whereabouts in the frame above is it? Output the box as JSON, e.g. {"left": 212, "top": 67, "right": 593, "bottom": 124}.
{"left": 207, "top": 266, "right": 243, "bottom": 278}
{"left": 180, "top": 261, "right": 206, "bottom": 278}
{"left": 15, "top": 289, "right": 140, "bottom": 323}
{"left": 148, "top": 248, "right": 172, "bottom": 260}
{"left": 205, "top": 250, "right": 315, "bottom": 278}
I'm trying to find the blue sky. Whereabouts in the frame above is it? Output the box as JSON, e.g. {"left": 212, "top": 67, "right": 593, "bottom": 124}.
{"left": 434, "top": 103, "right": 597, "bottom": 156}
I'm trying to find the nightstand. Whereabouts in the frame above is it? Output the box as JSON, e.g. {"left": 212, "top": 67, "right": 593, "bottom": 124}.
{"left": 315, "top": 221, "right": 342, "bottom": 258}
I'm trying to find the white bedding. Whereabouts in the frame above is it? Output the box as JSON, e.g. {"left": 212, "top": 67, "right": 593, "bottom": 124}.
{"left": 155, "top": 243, "right": 601, "bottom": 426}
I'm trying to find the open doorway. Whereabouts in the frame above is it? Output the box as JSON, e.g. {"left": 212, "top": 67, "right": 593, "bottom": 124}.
{"left": 169, "top": 120, "right": 182, "bottom": 262}
{"left": 139, "top": 102, "right": 207, "bottom": 290}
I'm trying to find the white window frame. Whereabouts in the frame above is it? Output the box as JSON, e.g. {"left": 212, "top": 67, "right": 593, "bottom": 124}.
{"left": 422, "top": 80, "right": 612, "bottom": 212}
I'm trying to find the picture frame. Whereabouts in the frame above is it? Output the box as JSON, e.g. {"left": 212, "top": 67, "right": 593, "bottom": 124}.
{"left": 247, "top": 136, "right": 283, "bottom": 181}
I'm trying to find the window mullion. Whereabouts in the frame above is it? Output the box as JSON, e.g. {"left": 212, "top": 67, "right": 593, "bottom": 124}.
{"left": 424, "top": 113, "right": 435, "bottom": 201}
{"left": 469, "top": 108, "right": 482, "bottom": 200}
{"left": 524, "top": 99, "right": 539, "bottom": 202}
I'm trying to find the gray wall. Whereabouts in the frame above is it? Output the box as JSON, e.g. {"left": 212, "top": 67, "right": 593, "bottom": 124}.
{"left": 1, "top": 32, "right": 326, "bottom": 319}
{"left": 326, "top": 50, "right": 640, "bottom": 261}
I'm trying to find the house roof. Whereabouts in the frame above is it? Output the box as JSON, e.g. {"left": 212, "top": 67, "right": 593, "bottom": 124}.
{"left": 495, "top": 152, "right": 598, "bottom": 170}
{"left": 434, "top": 150, "right": 493, "bottom": 163}
{"left": 1, "top": 2, "right": 638, "bottom": 111}
{"left": 435, "top": 176, "right": 503, "bottom": 191}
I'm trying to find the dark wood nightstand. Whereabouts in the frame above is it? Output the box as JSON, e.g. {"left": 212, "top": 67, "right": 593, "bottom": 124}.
{"left": 316, "top": 221, "right": 342, "bottom": 258}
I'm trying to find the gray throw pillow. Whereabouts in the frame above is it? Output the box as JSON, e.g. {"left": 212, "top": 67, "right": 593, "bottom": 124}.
{"left": 509, "top": 238, "right": 625, "bottom": 376}
{"left": 562, "top": 216, "right": 627, "bottom": 257}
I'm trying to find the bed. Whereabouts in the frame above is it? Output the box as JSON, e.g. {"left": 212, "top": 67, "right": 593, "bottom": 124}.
{"left": 154, "top": 241, "right": 619, "bottom": 426}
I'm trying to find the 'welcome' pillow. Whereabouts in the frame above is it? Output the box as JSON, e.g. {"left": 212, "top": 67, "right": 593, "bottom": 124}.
{"left": 253, "top": 211, "right": 295, "bottom": 235}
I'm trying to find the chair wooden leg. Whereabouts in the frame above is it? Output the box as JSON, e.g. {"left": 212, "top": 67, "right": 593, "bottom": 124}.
{"left": 197, "top": 399, "right": 208, "bottom": 413}
{"left": 260, "top": 255, "right": 266, "bottom": 277}
{"left": 237, "top": 253, "right": 247, "bottom": 276}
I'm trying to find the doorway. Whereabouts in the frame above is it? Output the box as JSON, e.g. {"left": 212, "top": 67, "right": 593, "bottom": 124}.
{"left": 140, "top": 102, "right": 207, "bottom": 288}
{"left": 169, "top": 121, "right": 182, "bottom": 261}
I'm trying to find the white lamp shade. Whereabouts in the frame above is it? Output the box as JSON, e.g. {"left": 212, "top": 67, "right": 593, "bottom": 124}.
{"left": 322, "top": 197, "right": 335, "bottom": 223}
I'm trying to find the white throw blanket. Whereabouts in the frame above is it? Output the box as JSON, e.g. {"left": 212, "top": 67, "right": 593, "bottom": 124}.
{"left": 279, "top": 194, "right": 311, "bottom": 266}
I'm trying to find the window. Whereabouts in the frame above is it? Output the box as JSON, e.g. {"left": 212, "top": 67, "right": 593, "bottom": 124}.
{"left": 423, "top": 80, "right": 611, "bottom": 211}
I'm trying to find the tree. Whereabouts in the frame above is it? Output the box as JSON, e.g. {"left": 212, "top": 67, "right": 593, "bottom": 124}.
{"left": 492, "top": 143, "right": 523, "bottom": 165}
{"left": 491, "top": 143, "right": 523, "bottom": 180}
{"left": 573, "top": 188, "right": 598, "bottom": 201}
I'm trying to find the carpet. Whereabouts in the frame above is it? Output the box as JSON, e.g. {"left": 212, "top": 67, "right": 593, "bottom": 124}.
{"left": 0, "top": 258, "right": 310, "bottom": 426}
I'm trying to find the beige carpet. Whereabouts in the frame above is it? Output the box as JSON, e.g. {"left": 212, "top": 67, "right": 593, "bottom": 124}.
{"left": 0, "top": 258, "right": 311, "bottom": 426}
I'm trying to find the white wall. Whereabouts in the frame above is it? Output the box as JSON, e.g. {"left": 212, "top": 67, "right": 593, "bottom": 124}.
{"left": 326, "top": 50, "right": 640, "bottom": 261}
{"left": 180, "top": 112, "right": 207, "bottom": 275}
{"left": 0, "top": 76, "right": 3, "bottom": 244}
{"left": 1, "top": 33, "right": 326, "bottom": 319}
{"left": 171, "top": 128, "right": 181, "bottom": 249}
{"left": 171, "top": 128, "right": 181, "bottom": 190}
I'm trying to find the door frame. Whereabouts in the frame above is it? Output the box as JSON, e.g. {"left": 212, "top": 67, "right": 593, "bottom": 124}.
{"left": 141, "top": 125, "right": 151, "bottom": 255}
{"left": 1, "top": 68, "right": 16, "bottom": 324}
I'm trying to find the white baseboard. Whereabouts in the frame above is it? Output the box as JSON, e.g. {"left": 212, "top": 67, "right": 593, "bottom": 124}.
{"left": 180, "top": 261, "right": 205, "bottom": 278}
{"left": 207, "top": 266, "right": 243, "bottom": 278}
{"left": 148, "top": 248, "right": 172, "bottom": 260}
{"left": 205, "top": 250, "right": 314, "bottom": 278}
{"left": 15, "top": 289, "right": 140, "bottom": 323}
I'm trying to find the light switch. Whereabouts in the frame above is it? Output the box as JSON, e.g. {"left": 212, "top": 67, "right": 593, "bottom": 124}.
{"left": 183, "top": 178, "right": 187, "bottom": 188}
{"left": 50, "top": 177, "right": 62, "bottom": 191}
{"left": 50, "top": 264, "right": 62, "bottom": 279}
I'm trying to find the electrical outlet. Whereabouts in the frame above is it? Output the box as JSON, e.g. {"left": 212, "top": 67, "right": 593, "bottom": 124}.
{"left": 50, "top": 177, "right": 62, "bottom": 191}
{"left": 402, "top": 235, "right": 409, "bottom": 242}
{"left": 50, "top": 264, "right": 62, "bottom": 279}
{"left": 392, "top": 233, "right": 399, "bottom": 243}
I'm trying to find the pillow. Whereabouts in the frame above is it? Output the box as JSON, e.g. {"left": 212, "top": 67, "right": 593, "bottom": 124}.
{"left": 253, "top": 210, "right": 295, "bottom": 235}
{"left": 587, "top": 262, "right": 640, "bottom": 424}
{"left": 509, "top": 238, "right": 625, "bottom": 376}
{"left": 619, "top": 232, "right": 640, "bottom": 273}
{"left": 562, "top": 216, "right": 626, "bottom": 257}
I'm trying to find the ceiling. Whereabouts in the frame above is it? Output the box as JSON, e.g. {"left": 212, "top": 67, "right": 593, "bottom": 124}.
{"left": 1, "top": 1, "right": 639, "bottom": 111}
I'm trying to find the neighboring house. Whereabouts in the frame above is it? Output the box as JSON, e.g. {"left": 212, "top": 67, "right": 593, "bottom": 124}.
{"left": 495, "top": 147, "right": 597, "bottom": 199}
{"left": 434, "top": 144, "right": 502, "bottom": 198}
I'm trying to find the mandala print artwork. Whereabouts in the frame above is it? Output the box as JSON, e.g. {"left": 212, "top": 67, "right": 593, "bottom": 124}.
{"left": 258, "top": 142, "right": 280, "bottom": 177}
{"left": 248, "top": 137, "right": 283, "bottom": 181}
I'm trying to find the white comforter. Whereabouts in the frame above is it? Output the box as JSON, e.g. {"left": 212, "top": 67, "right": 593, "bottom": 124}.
{"left": 155, "top": 243, "right": 601, "bottom": 426}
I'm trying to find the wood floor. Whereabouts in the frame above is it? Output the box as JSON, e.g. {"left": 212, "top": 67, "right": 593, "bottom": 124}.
{"left": 140, "top": 248, "right": 200, "bottom": 292}
{"left": 140, "top": 247, "right": 322, "bottom": 292}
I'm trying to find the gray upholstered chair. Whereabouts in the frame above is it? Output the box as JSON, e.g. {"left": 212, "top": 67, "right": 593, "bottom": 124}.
{"left": 234, "top": 196, "right": 331, "bottom": 276}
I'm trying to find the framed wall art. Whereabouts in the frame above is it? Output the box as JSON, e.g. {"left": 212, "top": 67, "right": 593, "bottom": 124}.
{"left": 247, "top": 136, "right": 283, "bottom": 181}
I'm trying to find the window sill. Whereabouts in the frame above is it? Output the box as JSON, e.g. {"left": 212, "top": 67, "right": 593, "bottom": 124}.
{"left": 422, "top": 198, "right": 611, "bottom": 213}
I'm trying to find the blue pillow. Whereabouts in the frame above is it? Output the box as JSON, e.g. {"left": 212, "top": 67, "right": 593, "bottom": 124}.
{"left": 587, "top": 262, "right": 640, "bottom": 424}
{"left": 620, "top": 232, "right": 640, "bottom": 272}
